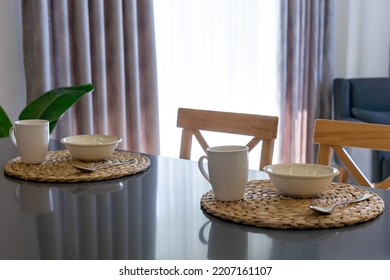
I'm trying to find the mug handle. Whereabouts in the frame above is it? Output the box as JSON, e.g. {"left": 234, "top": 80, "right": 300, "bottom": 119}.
{"left": 198, "top": 220, "right": 211, "bottom": 244}
{"left": 14, "top": 185, "right": 20, "bottom": 201}
{"left": 9, "top": 126, "right": 17, "bottom": 147}
{"left": 198, "top": 155, "right": 210, "bottom": 183}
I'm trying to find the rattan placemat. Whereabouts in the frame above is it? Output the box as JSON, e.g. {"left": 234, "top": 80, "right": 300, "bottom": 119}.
{"left": 3, "top": 150, "right": 150, "bottom": 183}
{"left": 201, "top": 180, "right": 385, "bottom": 229}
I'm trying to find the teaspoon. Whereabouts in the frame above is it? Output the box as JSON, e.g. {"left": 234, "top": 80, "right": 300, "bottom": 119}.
{"left": 72, "top": 159, "right": 135, "bottom": 173}
{"left": 308, "top": 193, "right": 373, "bottom": 214}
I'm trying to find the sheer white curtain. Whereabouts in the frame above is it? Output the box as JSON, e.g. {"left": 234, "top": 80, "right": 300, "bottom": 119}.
{"left": 154, "top": 0, "right": 279, "bottom": 169}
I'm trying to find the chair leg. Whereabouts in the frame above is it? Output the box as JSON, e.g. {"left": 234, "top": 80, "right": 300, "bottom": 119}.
{"left": 179, "top": 129, "right": 193, "bottom": 159}
{"left": 338, "top": 166, "right": 349, "bottom": 183}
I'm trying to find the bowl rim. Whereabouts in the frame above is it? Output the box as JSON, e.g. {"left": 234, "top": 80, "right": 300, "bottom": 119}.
{"left": 263, "top": 163, "right": 339, "bottom": 178}
{"left": 60, "top": 134, "right": 122, "bottom": 147}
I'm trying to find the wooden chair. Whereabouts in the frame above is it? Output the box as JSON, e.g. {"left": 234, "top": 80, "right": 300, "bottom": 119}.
{"left": 176, "top": 108, "right": 279, "bottom": 170}
{"left": 333, "top": 77, "right": 390, "bottom": 183}
{"left": 313, "top": 119, "right": 390, "bottom": 189}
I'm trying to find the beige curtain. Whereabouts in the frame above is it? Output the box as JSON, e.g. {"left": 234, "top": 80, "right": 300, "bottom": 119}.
{"left": 22, "top": 0, "right": 160, "bottom": 154}
{"left": 278, "top": 0, "right": 334, "bottom": 163}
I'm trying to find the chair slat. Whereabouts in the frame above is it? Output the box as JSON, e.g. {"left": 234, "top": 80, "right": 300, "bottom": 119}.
{"left": 193, "top": 130, "right": 209, "bottom": 153}
{"left": 177, "top": 108, "right": 278, "bottom": 138}
{"left": 314, "top": 119, "right": 390, "bottom": 189}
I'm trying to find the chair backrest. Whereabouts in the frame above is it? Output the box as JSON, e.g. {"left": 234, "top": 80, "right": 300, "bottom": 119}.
{"left": 313, "top": 119, "right": 390, "bottom": 189}
{"left": 177, "top": 108, "right": 279, "bottom": 170}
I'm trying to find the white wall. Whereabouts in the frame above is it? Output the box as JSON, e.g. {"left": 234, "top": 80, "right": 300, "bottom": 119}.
{"left": 0, "top": 0, "right": 26, "bottom": 122}
{"left": 334, "top": 0, "right": 390, "bottom": 78}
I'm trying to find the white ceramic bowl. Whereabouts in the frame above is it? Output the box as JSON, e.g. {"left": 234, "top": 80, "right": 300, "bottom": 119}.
{"left": 60, "top": 134, "right": 122, "bottom": 161}
{"left": 263, "top": 163, "right": 339, "bottom": 197}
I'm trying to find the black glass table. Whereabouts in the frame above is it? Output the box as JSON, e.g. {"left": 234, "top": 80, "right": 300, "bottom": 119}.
{"left": 0, "top": 138, "right": 389, "bottom": 260}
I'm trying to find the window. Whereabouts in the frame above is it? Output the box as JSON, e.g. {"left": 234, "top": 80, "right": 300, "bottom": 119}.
{"left": 154, "top": 0, "right": 279, "bottom": 169}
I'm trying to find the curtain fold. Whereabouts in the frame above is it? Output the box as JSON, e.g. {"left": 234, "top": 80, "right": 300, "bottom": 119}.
{"left": 278, "top": 0, "right": 334, "bottom": 163}
{"left": 22, "top": 0, "right": 160, "bottom": 154}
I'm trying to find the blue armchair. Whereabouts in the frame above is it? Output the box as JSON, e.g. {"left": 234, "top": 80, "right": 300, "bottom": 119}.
{"left": 333, "top": 77, "right": 390, "bottom": 183}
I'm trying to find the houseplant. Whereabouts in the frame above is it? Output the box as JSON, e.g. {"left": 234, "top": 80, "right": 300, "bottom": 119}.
{"left": 0, "top": 83, "right": 94, "bottom": 138}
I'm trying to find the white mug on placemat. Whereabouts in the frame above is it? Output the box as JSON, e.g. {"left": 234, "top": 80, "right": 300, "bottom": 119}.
{"left": 9, "top": 119, "right": 49, "bottom": 164}
{"left": 198, "top": 145, "right": 249, "bottom": 201}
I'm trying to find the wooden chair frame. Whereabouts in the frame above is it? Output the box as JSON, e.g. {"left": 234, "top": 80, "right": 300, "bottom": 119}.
{"left": 177, "top": 108, "right": 279, "bottom": 170}
{"left": 313, "top": 119, "right": 390, "bottom": 189}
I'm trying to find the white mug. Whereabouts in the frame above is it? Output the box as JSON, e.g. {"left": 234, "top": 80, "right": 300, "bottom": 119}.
{"left": 9, "top": 119, "right": 49, "bottom": 164}
{"left": 198, "top": 145, "right": 249, "bottom": 201}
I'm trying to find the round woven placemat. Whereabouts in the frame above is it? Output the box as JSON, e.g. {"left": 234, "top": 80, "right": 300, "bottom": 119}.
{"left": 3, "top": 150, "right": 150, "bottom": 183}
{"left": 201, "top": 180, "right": 385, "bottom": 229}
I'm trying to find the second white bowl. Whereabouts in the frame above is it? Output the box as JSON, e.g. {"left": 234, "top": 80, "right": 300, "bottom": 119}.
{"left": 263, "top": 163, "right": 339, "bottom": 197}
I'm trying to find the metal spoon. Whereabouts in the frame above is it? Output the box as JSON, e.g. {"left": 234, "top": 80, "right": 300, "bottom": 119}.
{"left": 72, "top": 159, "right": 135, "bottom": 173}
{"left": 308, "top": 193, "right": 373, "bottom": 214}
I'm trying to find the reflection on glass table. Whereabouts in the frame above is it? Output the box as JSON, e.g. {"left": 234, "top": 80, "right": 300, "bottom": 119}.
{"left": 0, "top": 138, "right": 389, "bottom": 260}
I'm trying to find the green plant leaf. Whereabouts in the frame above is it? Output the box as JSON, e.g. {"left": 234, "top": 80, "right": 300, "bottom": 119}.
{"left": 0, "top": 105, "right": 12, "bottom": 138}
{"left": 19, "top": 83, "right": 94, "bottom": 133}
